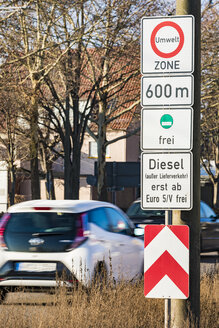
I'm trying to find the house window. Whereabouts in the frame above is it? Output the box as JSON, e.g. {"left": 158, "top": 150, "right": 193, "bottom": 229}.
{"left": 89, "top": 141, "right": 110, "bottom": 158}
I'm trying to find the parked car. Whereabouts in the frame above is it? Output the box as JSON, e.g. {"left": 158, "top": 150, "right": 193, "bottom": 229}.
{"left": 126, "top": 199, "right": 219, "bottom": 253}
{"left": 0, "top": 200, "right": 144, "bottom": 303}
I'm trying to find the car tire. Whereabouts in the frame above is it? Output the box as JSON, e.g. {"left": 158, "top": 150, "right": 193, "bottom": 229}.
{"left": 0, "top": 288, "right": 7, "bottom": 304}
{"left": 93, "top": 262, "right": 108, "bottom": 290}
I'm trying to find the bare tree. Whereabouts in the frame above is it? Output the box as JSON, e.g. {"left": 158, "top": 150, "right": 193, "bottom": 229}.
{"left": 40, "top": 0, "right": 164, "bottom": 200}
{"left": 0, "top": 97, "right": 17, "bottom": 206}
{"left": 0, "top": 0, "right": 168, "bottom": 202}
{"left": 1, "top": 0, "right": 106, "bottom": 200}
{"left": 84, "top": 0, "right": 164, "bottom": 200}
{"left": 0, "top": 69, "right": 29, "bottom": 205}
{"left": 38, "top": 114, "right": 60, "bottom": 200}
{"left": 0, "top": 0, "right": 82, "bottom": 199}
{"left": 38, "top": 1, "right": 101, "bottom": 199}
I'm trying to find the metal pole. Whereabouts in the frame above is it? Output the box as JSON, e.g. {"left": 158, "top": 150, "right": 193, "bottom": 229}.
{"left": 165, "top": 210, "right": 172, "bottom": 328}
{"left": 171, "top": 1, "right": 201, "bottom": 327}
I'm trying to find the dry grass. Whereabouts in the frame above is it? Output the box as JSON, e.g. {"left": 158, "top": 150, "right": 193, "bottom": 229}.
{"left": 200, "top": 272, "right": 219, "bottom": 328}
{"left": 0, "top": 273, "right": 218, "bottom": 328}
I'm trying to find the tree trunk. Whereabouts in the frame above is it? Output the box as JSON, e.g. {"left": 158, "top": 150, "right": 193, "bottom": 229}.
{"left": 97, "top": 103, "right": 108, "bottom": 201}
{"left": 7, "top": 129, "right": 16, "bottom": 206}
{"left": 63, "top": 92, "right": 82, "bottom": 200}
{"left": 71, "top": 80, "right": 82, "bottom": 199}
{"left": 30, "top": 95, "right": 40, "bottom": 199}
{"left": 45, "top": 169, "right": 56, "bottom": 200}
{"left": 50, "top": 169, "right": 56, "bottom": 200}
{"left": 9, "top": 164, "right": 16, "bottom": 206}
{"left": 213, "top": 181, "right": 218, "bottom": 208}
{"left": 213, "top": 144, "right": 219, "bottom": 208}
{"left": 72, "top": 144, "right": 80, "bottom": 199}
{"left": 64, "top": 154, "right": 80, "bottom": 200}
{"left": 64, "top": 150, "right": 73, "bottom": 199}
{"left": 64, "top": 95, "right": 72, "bottom": 199}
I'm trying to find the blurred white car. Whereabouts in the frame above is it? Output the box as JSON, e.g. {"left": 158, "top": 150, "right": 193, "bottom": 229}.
{"left": 0, "top": 200, "right": 144, "bottom": 302}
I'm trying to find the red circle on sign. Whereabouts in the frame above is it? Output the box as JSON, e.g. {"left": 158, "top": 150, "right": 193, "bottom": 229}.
{"left": 150, "top": 21, "right": 184, "bottom": 58}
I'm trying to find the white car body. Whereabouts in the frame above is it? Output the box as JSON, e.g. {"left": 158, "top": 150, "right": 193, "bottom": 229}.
{"left": 0, "top": 200, "right": 144, "bottom": 291}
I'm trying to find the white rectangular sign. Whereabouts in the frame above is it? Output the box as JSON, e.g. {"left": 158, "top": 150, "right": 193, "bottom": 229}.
{"left": 141, "top": 108, "right": 193, "bottom": 151}
{"left": 141, "top": 15, "right": 194, "bottom": 74}
{"left": 141, "top": 75, "right": 194, "bottom": 107}
{"left": 141, "top": 152, "right": 192, "bottom": 210}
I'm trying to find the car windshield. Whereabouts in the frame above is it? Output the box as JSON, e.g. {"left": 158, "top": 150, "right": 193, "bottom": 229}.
{"left": 126, "top": 202, "right": 164, "bottom": 218}
{"left": 5, "top": 212, "right": 77, "bottom": 234}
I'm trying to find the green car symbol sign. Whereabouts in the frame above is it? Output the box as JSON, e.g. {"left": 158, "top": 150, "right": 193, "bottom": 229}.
{"left": 160, "top": 114, "right": 173, "bottom": 129}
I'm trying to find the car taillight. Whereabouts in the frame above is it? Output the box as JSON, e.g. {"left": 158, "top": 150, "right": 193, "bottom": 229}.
{"left": 68, "top": 213, "right": 89, "bottom": 250}
{"left": 0, "top": 213, "right": 11, "bottom": 249}
{"left": 33, "top": 207, "right": 51, "bottom": 211}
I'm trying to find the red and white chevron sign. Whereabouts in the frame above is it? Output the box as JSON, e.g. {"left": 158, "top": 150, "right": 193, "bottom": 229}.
{"left": 144, "top": 225, "right": 189, "bottom": 299}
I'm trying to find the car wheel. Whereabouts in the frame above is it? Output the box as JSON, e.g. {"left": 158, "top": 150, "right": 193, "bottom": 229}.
{"left": 93, "top": 262, "right": 108, "bottom": 290}
{"left": 0, "top": 288, "right": 7, "bottom": 304}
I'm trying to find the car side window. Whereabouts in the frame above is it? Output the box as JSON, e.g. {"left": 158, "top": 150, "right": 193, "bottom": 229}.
{"left": 105, "top": 208, "right": 132, "bottom": 235}
{"left": 88, "top": 208, "right": 110, "bottom": 231}
{"left": 201, "top": 202, "right": 216, "bottom": 218}
{"left": 200, "top": 203, "right": 205, "bottom": 218}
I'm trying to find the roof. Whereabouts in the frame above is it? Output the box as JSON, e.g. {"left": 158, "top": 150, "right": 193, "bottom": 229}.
{"left": 7, "top": 199, "right": 118, "bottom": 213}
{"left": 81, "top": 49, "right": 140, "bottom": 131}
{"left": 0, "top": 48, "right": 140, "bottom": 134}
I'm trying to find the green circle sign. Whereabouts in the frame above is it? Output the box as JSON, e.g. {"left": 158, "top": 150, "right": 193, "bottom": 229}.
{"left": 160, "top": 114, "right": 173, "bottom": 129}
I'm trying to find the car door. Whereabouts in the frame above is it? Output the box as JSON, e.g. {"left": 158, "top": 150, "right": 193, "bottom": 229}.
{"left": 88, "top": 207, "right": 124, "bottom": 279}
{"left": 200, "top": 202, "right": 219, "bottom": 252}
{"left": 105, "top": 207, "right": 143, "bottom": 281}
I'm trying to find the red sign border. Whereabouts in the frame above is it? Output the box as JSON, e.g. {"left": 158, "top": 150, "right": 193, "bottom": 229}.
{"left": 150, "top": 21, "right": 184, "bottom": 58}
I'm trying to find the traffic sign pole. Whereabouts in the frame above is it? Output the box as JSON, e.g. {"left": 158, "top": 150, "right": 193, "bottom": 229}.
{"left": 141, "top": 3, "right": 200, "bottom": 327}
{"left": 165, "top": 211, "right": 172, "bottom": 328}
{"left": 171, "top": 1, "right": 201, "bottom": 327}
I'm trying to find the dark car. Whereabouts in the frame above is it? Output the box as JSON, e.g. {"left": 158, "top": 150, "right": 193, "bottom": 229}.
{"left": 126, "top": 200, "right": 219, "bottom": 252}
